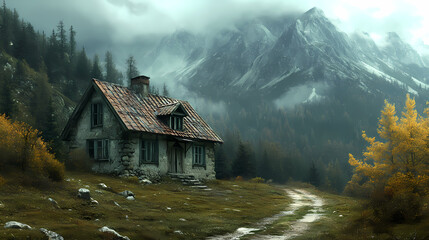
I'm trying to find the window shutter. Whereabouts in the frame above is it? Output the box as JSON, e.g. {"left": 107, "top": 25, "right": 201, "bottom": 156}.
{"left": 99, "top": 104, "right": 103, "bottom": 125}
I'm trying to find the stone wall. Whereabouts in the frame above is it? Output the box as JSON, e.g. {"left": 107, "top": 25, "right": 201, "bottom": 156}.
{"left": 65, "top": 89, "right": 217, "bottom": 180}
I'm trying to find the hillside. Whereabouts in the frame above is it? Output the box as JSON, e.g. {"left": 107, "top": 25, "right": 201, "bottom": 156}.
{"left": 141, "top": 7, "right": 429, "bottom": 190}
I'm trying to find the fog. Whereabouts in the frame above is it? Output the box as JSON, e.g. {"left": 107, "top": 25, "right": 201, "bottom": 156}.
{"left": 6, "top": 0, "right": 429, "bottom": 68}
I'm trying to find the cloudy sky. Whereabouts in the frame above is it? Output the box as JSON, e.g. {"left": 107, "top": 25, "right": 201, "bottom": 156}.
{"left": 6, "top": 0, "right": 429, "bottom": 64}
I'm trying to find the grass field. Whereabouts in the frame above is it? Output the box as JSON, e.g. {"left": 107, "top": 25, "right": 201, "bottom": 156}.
{"left": 0, "top": 172, "right": 290, "bottom": 239}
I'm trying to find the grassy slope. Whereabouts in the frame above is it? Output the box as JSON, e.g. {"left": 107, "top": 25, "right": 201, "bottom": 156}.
{"left": 285, "top": 185, "right": 429, "bottom": 240}
{"left": 0, "top": 172, "right": 290, "bottom": 240}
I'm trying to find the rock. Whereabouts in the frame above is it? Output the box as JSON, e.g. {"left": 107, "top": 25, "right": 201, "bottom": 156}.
{"left": 40, "top": 228, "right": 64, "bottom": 240}
{"left": 90, "top": 198, "right": 99, "bottom": 205}
{"left": 114, "top": 201, "right": 121, "bottom": 207}
{"left": 0, "top": 201, "right": 4, "bottom": 208}
{"left": 139, "top": 178, "right": 152, "bottom": 184}
{"left": 98, "top": 183, "right": 108, "bottom": 189}
{"left": 4, "top": 221, "right": 32, "bottom": 229}
{"left": 48, "top": 197, "right": 60, "bottom": 209}
{"left": 78, "top": 188, "right": 91, "bottom": 200}
{"left": 95, "top": 190, "right": 103, "bottom": 194}
{"left": 126, "top": 196, "right": 135, "bottom": 201}
{"left": 179, "top": 218, "right": 186, "bottom": 221}
{"left": 174, "top": 230, "right": 183, "bottom": 235}
{"left": 119, "top": 190, "right": 134, "bottom": 198}
{"left": 99, "top": 226, "right": 130, "bottom": 240}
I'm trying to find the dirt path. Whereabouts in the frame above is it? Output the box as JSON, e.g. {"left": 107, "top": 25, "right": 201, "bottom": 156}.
{"left": 207, "top": 188, "right": 324, "bottom": 240}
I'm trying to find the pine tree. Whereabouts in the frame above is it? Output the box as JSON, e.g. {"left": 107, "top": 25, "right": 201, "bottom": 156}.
{"left": 232, "top": 142, "right": 256, "bottom": 178}
{"left": 91, "top": 54, "right": 103, "bottom": 80}
{"left": 69, "top": 25, "right": 76, "bottom": 59}
{"left": 104, "top": 51, "right": 121, "bottom": 84}
{"left": 162, "top": 83, "right": 169, "bottom": 96}
{"left": 126, "top": 55, "right": 139, "bottom": 82}
{"left": 309, "top": 161, "right": 319, "bottom": 187}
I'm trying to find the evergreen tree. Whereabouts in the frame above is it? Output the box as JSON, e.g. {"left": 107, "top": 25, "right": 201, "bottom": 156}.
{"left": 104, "top": 51, "right": 121, "bottom": 84}
{"left": 126, "top": 55, "right": 139, "bottom": 82}
{"left": 232, "top": 142, "right": 256, "bottom": 178}
{"left": 309, "top": 161, "right": 320, "bottom": 187}
{"left": 162, "top": 83, "right": 169, "bottom": 97}
{"left": 91, "top": 54, "right": 103, "bottom": 80}
{"left": 69, "top": 25, "right": 76, "bottom": 59}
{"left": 56, "top": 21, "right": 67, "bottom": 58}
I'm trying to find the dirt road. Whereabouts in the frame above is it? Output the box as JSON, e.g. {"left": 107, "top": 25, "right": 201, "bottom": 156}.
{"left": 207, "top": 188, "right": 324, "bottom": 240}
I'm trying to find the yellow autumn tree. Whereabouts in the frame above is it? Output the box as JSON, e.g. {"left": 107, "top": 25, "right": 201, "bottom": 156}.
{"left": 345, "top": 95, "right": 429, "bottom": 222}
{"left": 0, "top": 114, "right": 64, "bottom": 182}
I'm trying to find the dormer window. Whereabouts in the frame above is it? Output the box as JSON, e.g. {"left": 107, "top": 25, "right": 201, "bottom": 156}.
{"left": 170, "top": 115, "right": 183, "bottom": 130}
{"left": 156, "top": 102, "right": 188, "bottom": 131}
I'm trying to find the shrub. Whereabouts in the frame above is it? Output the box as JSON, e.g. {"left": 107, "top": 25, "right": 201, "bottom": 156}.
{"left": 250, "top": 177, "right": 265, "bottom": 183}
{"left": 235, "top": 176, "right": 243, "bottom": 181}
{"left": 0, "top": 115, "right": 64, "bottom": 181}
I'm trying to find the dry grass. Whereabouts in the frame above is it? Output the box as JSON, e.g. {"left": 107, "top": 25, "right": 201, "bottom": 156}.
{"left": 0, "top": 172, "right": 290, "bottom": 240}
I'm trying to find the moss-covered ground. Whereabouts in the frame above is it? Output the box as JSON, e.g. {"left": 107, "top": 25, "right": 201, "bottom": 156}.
{"left": 0, "top": 172, "right": 289, "bottom": 239}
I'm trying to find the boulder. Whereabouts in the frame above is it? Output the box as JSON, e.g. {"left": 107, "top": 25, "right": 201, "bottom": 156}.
{"left": 119, "top": 190, "right": 134, "bottom": 198}
{"left": 99, "top": 226, "right": 130, "bottom": 240}
{"left": 139, "top": 178, "right": 152, "bottom": 184}
{"left": 78, "top": 188, "right": 91, "bottom": 200}
{"left": 40, "top": 228, "right": 64, "bottom": 240}
{"left": 4, "top": 221, "right": 32, "bottom": 229}
{"left": 126, "top": 196, "right": 135, "bottom": 201}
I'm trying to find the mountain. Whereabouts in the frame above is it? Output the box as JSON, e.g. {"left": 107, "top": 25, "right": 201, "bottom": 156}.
{"left": 146, "top": 7, "right": 429, "bottom": 106}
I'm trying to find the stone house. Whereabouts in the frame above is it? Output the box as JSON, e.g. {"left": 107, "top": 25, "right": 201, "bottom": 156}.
{"left": 61, "top": 76, "right": 223, "bottom": 179}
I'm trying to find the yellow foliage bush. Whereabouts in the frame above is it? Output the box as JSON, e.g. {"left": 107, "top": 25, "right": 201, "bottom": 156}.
{"left": 235, "top": 176, "right": 243, "bottom": 181}
{"left": 250, "top": 177, "right": 265, "bottom": 183}
{"left": 345, "top": 95, "right": 429, "bottom": 223}
{"left": 0, "top": 114, "right": 64, "bottom": 181}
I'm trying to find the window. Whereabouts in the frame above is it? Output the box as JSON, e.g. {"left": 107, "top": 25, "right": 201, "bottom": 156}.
{"left": 192, "top": 145, "right": 205, "bottom": 166}
{"left": 91, "top": 103, "right": 103, "bottom": 127}
{"left": 140, "top": 140, "right": 158, "bottom": 164}
{"left": 87, "top": 139, "right": 109, "bottom": 160}
{"left": 169, "top": 115, "right": 183, "bottom": 131}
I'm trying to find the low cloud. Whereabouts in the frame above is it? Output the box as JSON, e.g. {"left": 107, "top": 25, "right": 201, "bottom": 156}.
{"left": 274, "top": 82, "right": 329, "bottom": 110}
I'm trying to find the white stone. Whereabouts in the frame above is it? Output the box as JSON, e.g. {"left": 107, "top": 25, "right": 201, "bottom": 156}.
{"left": 4, "top": 221, "right": 32, "bottom": 229}
{"left": 99, "top": 226, "right": 130, "bottom": 240}
{"left": 90, "top": 198, "right": 99, "bottom": 205}
{"left": 119, "top": 190, "right": 134, "bottom": 197}
{"left": 174, "top": 230, "right": 184, "bottom": 235}
{"left": 139, "top": 178, "right": 152, "bottom": 184}
{"left": 179, "top": 218, "right": 187, "bottom": 221}
{"left": 40, "top": 228, "right": 64, "bottom": 240}
{"left": 98, "top": 183, "right": 108, "bottom": 189}
{"left": 78, "top": 188, "right": 91, "bottom": 200}
{"left": 126, "top": 196, "right": 135, "bottom": 201}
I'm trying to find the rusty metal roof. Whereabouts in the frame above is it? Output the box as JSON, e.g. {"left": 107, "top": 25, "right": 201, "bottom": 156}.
{"left": 93, "top": 79, "right": 223, "bottom": 143}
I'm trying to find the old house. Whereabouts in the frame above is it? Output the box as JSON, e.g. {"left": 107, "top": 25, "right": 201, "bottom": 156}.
{"left": 61, "top": 76, "right": 223, "bottom": 179}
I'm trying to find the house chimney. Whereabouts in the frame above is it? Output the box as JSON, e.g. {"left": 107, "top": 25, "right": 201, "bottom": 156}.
{"left": 130, "top": 75, "right": 150, "bottom": 97}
